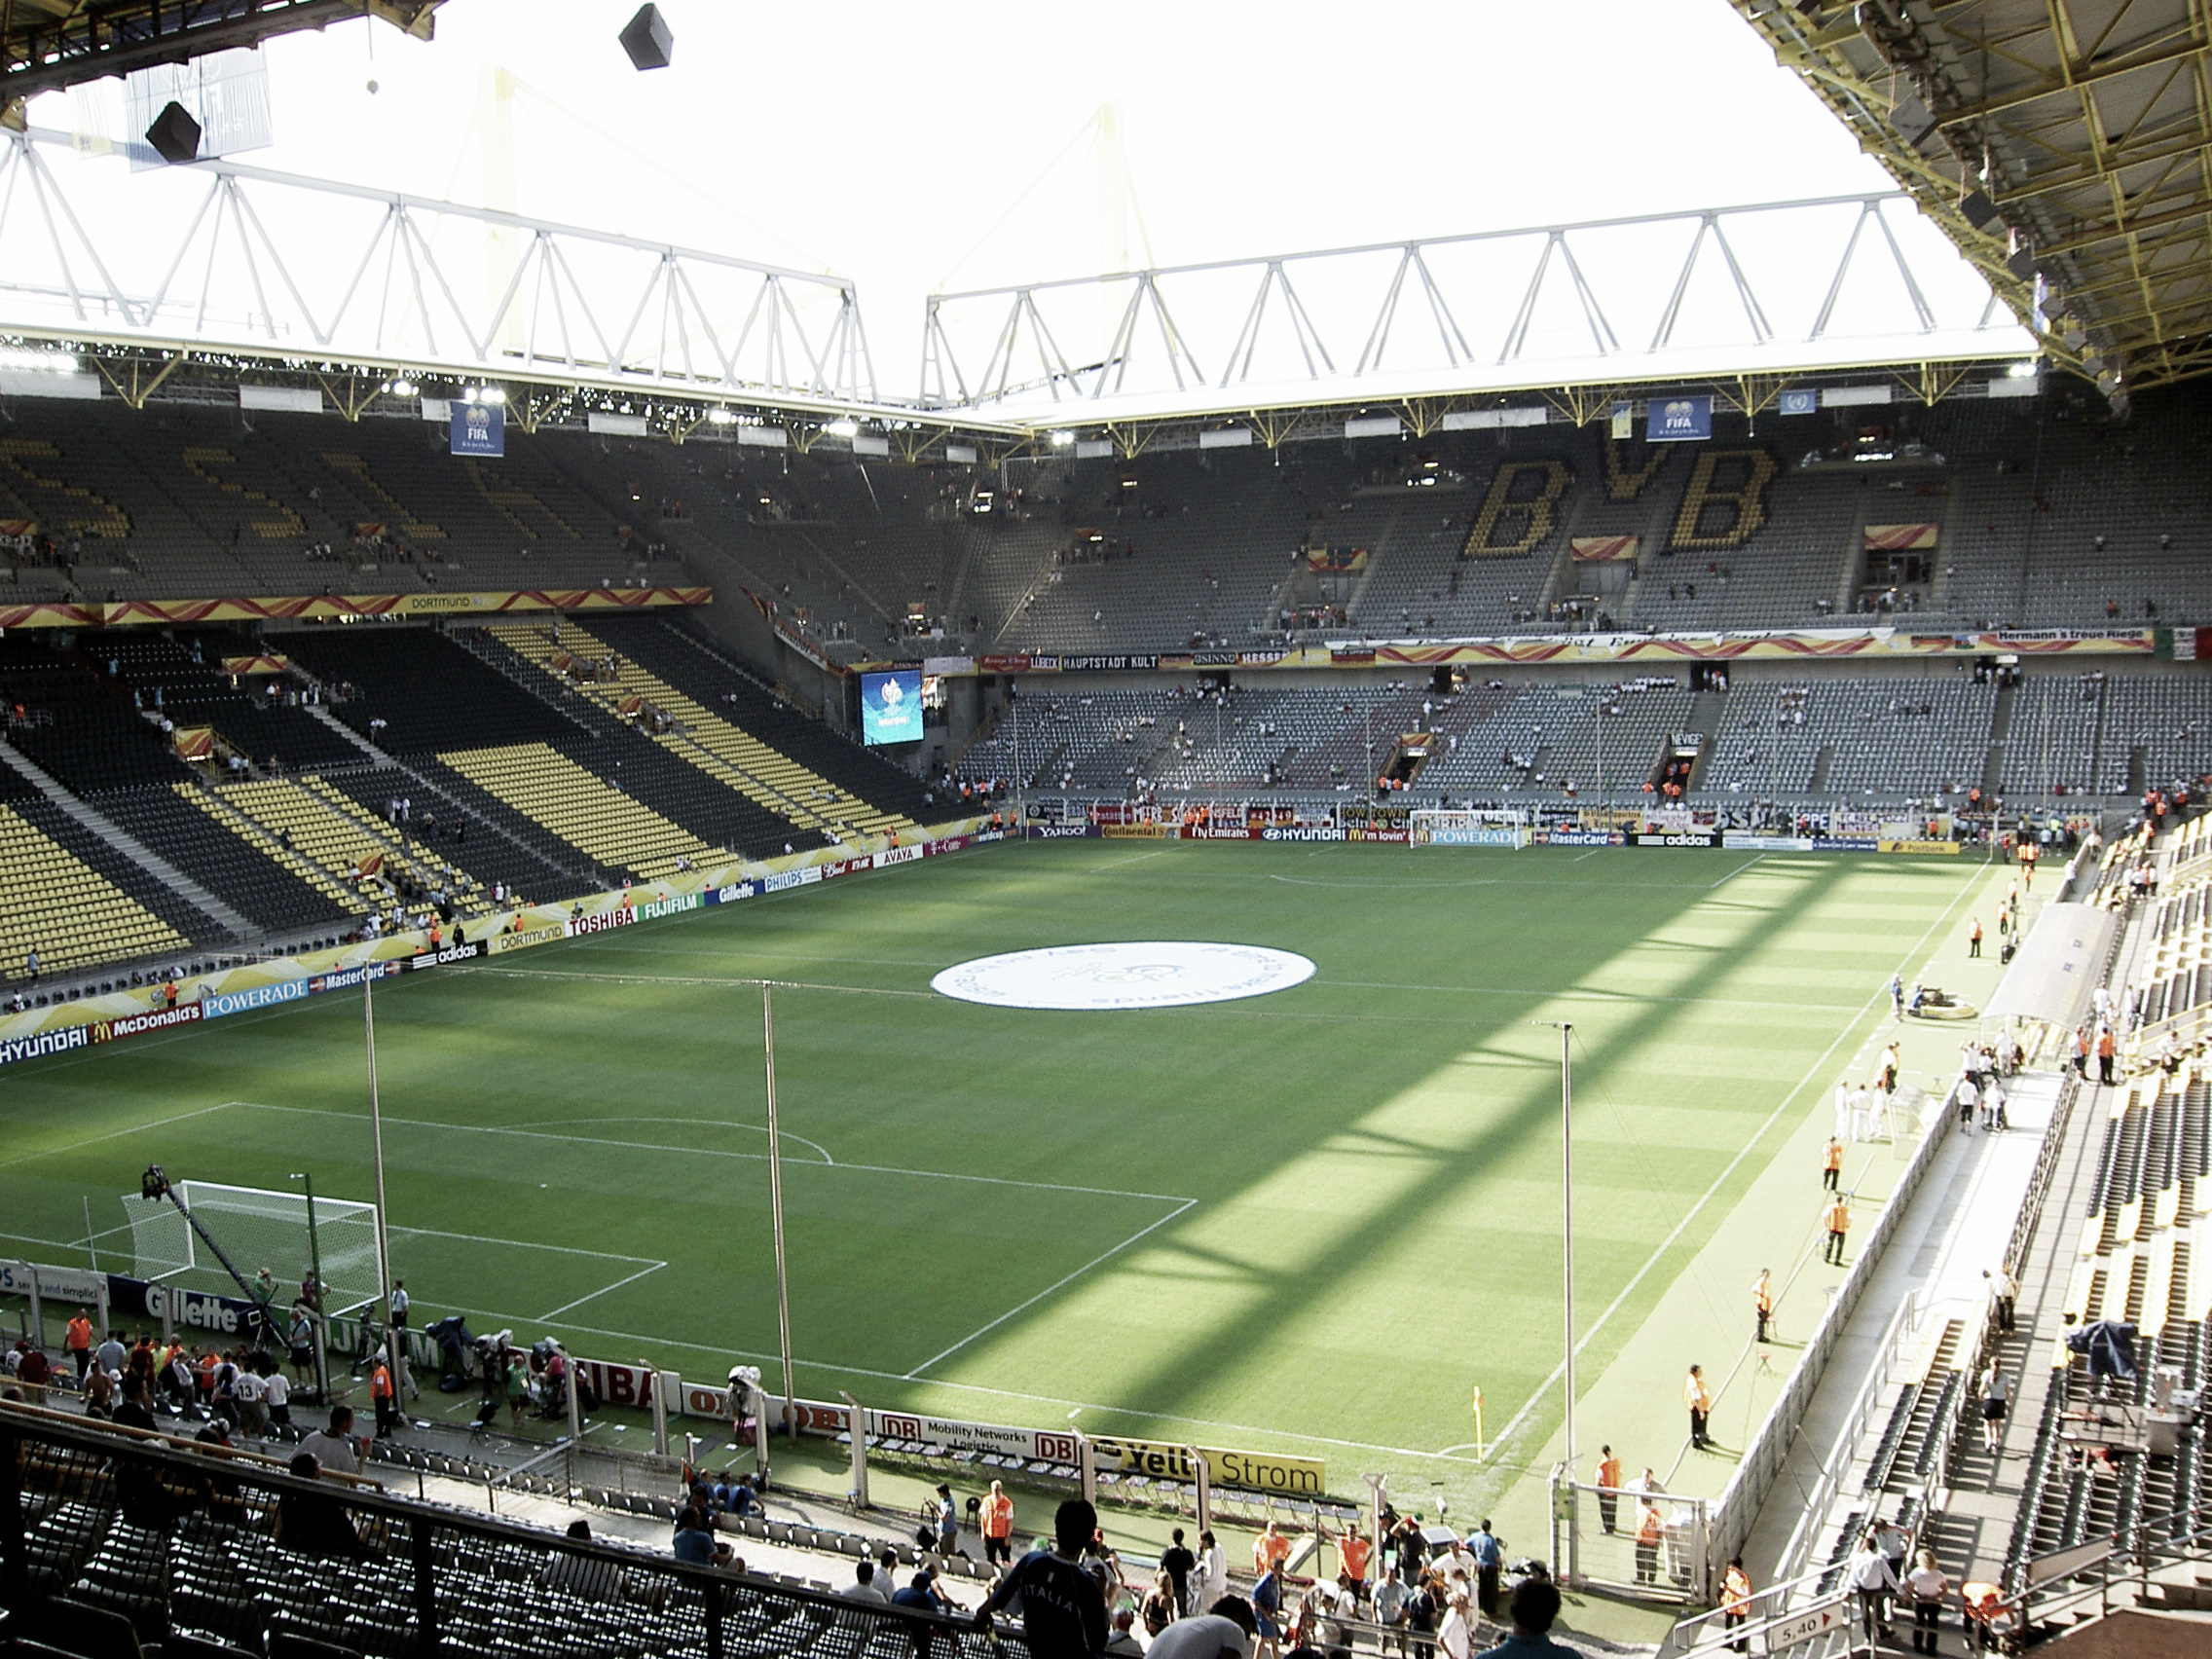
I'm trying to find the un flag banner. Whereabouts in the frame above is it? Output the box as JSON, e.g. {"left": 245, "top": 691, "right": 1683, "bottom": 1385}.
{"left": 1646, "top": 394, "right": 1712, "bottom": 443}
{"left": 451, "top": 401, "right": 505, "bottom": 458}
{"left": 1778, "top": 389, "right": 1818, "bottom": 416}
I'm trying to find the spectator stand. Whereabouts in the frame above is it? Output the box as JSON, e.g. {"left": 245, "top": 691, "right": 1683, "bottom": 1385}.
{"left": 0, "top": 1400, "right": 1034, "bottom": 1659}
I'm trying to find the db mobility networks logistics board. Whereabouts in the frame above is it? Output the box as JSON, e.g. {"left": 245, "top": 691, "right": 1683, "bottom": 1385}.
{"left": 861, "top": 669, "right": 923, "bottom": 745}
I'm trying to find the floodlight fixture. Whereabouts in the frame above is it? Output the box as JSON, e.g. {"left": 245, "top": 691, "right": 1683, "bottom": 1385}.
{"left": 1050, "top": 429, "right": 1075, "bottom": 447}
{"left": 0, "top": 347, "right": 84, "bottom": 373}
{"left": 706, "top": 407, "right": 738, "bottom": 424}
{"left": 824, "top": 419, "right": 860, "bottom": 438}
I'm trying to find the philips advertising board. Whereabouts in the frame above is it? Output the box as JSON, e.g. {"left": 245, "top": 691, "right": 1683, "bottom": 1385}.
{"left": 860, "top": 669, "right": 923, "bottom": 746}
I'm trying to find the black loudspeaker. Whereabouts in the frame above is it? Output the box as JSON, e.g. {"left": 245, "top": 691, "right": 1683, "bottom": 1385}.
{"left": 145, "top": 100, "right": 202, "bottom": 165}
{"left": 619, "top": 5, "right": 674, "bottom": 70}
{"left": 2005, "top": 246, "right": 2037, "bottom": 283}
{"left": 1889, "top": 92, "right": 1938, "bottom": 148}
{"left": 1959, "top": 190, "right": 2001, "bottom": 232}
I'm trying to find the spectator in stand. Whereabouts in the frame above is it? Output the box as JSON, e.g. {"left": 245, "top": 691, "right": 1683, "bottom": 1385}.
{"left": 974, "top": 1499, "right": 1109, "bottom": 1658}
{"left": 1905, "top": 1549, "right": 1949, "bottom": 1655}
{"left": 1145, "top": 1597, "right": 1257, "bottom": 1659}
{"left": 299, "top": 1405, "right": 364, "bottom": 1476}
{"left": 1473, "top": 1576, "right": 1585, "bottom": 1659}
{"left": 1161, "top": 1526, "right": 1198, "bottom": 1615}
{"left": 842, "top": 1559, "right": 890, "bottom": 1604}
{"left": 1848, "top": 1533, "right": 1900, "bottom": 1645}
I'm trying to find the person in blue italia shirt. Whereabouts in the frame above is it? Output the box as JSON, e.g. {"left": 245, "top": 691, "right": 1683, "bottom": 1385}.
{"left": 976, "top": 1498, "right": 1110, "bottom": 1659}
{"left": 1474, "top": 1577, "right": 1586, "bottom": 1659}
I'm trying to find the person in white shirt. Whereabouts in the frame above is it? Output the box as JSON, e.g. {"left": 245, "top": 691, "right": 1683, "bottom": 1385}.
{"left": 1848, "top": 1534, "right": 1900, "bottom": 1644}
{"left": 1905, "top": 1549, "right": 1949, "bottom": 1655}
{"left": 1849, "top": 1085, "right": 1871, "bottom": 1141}
{"left": 298, "top": 1405, "right": 365, "bottom": 1476}
{"left": 1145, "top": 1604, "right": 1256, "bottom": 1659}
{"left": 231, "top": 1366, "right": 267, "bottom": 1438}
{"left": 840, "top": 1560, "right": 889, "bottom": 1605}
{"left": 1196, "top": 1530, "right": 1226, "bottom": 1611}
{"left": 263, "top": 1367, "right": 291, "bottom": 1428}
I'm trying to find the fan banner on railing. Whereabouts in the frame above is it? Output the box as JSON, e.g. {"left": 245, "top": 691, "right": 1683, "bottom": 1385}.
{"left": 616, "top": 695, "right": 644, "bottom": 717}
{"left": 219, "top": 655, "right": 289, "bottom": 676}
{"left": 1305, "top": 546, "right": 1370, "bottom": 571}
{"left": 170, "top": 726, "right": 213, "bottom": 760}
{"left": 354, "top": 523, "right": 387, "bottom": 538}
{"left": 1570, "top": 536, "right": 1639, "bottom": 563}
{"left": 0, "top": 519, "right": 36, "bottom": 547}
{"left": 1863, "top": 524, "right": 1938, "bottom": 550}
{"left": 353, "top": 853, "right": 384, "bottom": 880}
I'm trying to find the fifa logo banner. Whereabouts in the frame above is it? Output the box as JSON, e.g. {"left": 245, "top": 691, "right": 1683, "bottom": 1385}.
{"left": 1647, "top": 394, "right": 1713, "bottom": 444}
{"left": 450, "top": 401, "right": 505, "bottom": 458}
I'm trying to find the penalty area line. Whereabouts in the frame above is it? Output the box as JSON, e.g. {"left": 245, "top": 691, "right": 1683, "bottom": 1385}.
{"left": 903, "top": 1197, "right": 1199, "bottom": 1381}
{"left": 535, "top": 1261, "right": 670, "bottom": 1323}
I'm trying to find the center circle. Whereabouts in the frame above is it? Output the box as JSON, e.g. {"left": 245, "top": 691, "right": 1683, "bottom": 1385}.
{"left": 930, "top": 941, "right": 1316, "bottom": 1012}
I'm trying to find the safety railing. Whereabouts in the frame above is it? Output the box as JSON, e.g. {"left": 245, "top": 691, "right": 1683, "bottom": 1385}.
{"left": 1705, "top": 1080, "right": 1962, "bottom": 1585}
{"left": 0, "top": 1401, "right": 1036, "bottom": 1659}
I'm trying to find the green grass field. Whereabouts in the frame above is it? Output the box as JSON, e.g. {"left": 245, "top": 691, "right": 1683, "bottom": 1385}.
{"left": 0, "top": 838, "right": 1982, "bottom": 1508}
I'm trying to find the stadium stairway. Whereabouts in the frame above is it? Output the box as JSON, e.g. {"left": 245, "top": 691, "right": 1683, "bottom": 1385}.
{"left": 211, "top": 775, "right": 497, "bottom": 919}
{"left": 173, "top": 783, "right": 376, "bottom": 922}
{"left": 482, "top": 620, "right": 917, "bottom": 844}
{"left": 0, "top": 735, "right": 248, "bottom": 938}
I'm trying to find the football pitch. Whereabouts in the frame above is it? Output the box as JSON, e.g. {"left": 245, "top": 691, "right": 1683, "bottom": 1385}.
{"left": 0, "top": 838, "right": 1983, "bottom": 1504}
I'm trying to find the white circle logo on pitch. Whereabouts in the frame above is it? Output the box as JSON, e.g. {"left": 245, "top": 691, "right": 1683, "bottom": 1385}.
{"left": 931, "top": 941, "right": 1315, "bottom": 1011}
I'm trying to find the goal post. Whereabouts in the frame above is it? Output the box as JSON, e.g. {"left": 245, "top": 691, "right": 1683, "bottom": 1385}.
{"left": 119, "top": 1180, "right": 382, "bottom": 1312}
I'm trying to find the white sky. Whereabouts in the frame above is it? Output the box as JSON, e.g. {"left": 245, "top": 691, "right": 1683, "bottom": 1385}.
{"left": 34, "top": 1, "right": 1899, "bottom": 323}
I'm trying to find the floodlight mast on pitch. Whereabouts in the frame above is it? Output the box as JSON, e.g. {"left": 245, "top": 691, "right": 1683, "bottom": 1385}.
{"left": 1531, "top": 1020, "right": 1576, "bottom": 1493}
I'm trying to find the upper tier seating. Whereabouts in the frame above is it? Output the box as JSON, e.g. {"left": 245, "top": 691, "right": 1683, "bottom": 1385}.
{"left": 0, "top": 637, "right": 194, "bottom": 795}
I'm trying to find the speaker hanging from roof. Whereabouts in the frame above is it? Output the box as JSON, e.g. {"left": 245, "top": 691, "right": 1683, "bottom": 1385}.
{"left": 619, "top": 5, "right": 674, "bottom": 71}
{"left": 145, "top": 101, "right": 203, "bottom": 166}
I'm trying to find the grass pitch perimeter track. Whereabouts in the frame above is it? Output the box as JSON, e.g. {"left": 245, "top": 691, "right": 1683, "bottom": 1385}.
{"left": 0, "top": 839, "right": 1979, "bottom": 1507}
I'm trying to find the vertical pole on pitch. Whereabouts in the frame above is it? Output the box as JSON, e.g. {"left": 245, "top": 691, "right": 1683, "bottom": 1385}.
{"left": 762, "top": 983, "right": 797, "bottom": 1445}
{"left": 1561, "top": 1020, "right": 1576, "bottom": 1474}
{"left": 364, "top": 976, "right": 402, "bottom": 1400}
{"left": 301, "top": 1171, "right": 329, "bottom": 1403}
{"left": 82, "top": 1197, "right": 97, "bottom": 1273}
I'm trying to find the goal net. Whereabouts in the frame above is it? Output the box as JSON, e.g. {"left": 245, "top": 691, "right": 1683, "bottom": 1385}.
{"left": 121, "top": 1181, "right": 382, "bottom": 1311}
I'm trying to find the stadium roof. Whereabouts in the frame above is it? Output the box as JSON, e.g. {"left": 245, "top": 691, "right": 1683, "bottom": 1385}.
{"left": 1733, "top": 0, "right": 2212, "bottom": 400}
{"left": 1, "top": 1, "right": 437, "bottom": 107}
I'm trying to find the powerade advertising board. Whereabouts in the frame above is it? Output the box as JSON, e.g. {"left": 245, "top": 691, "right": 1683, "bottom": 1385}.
{"left": 860, "top": 669, "right": 923, "bottom": 746}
